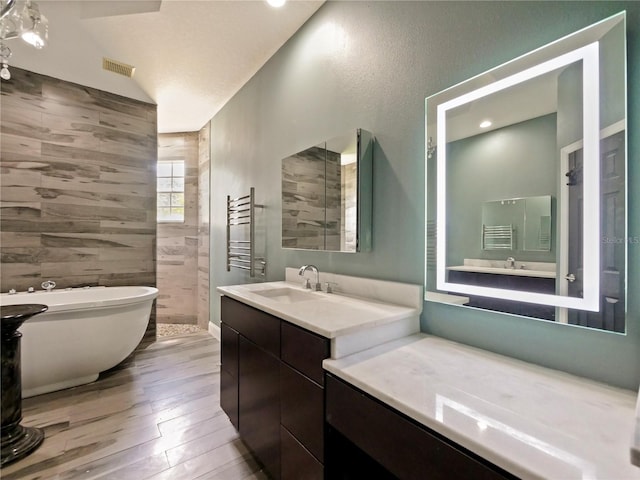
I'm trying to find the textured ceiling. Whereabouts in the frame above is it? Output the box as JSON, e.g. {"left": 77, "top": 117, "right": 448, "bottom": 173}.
{"left": 7, "top": 0, "right": 324, "bottom": 133}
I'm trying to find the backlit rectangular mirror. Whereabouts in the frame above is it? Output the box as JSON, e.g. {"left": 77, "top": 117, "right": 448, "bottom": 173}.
{"left": 282, "top": 128, "right": 372, "bottom": 252}
{"left": 425, "top": 12, "right": 626, "bottom": 332}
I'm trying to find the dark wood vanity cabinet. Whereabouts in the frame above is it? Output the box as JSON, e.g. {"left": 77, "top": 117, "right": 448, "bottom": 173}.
{"left": 239, "top": 336, "right": 281, "bottom": 479}
{"left": 325, "top": 374, "right": 517, "bottom": 480}
{"left": 221, "top": 296, "right": 518, "bottom": 480}
{"left": 220, "top": 296, "right": 329, "bottom": 480}
{"left": 221, "top": 296, "right": 281, "bottom": 478}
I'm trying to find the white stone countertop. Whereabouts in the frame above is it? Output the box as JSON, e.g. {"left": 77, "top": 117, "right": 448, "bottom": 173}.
{"left": 216, "top": 280, "right": 420, "bottom": 339}
{"left": 425, "top": 291, "right": 470, "bottom": 305}
{"left": 324, "top": 334, "right": 639, "bottom": 479}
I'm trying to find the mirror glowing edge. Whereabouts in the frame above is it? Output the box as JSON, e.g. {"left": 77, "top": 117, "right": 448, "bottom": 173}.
{"left": 425, "top": 11, "right": 627, "bottom": 332}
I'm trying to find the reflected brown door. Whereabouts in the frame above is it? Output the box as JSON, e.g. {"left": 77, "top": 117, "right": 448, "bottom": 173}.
{"left": 567, "top": 147, "right": 584, "bottom": 302}
{"left": 568, "top": 131, "right": 625, "bottom": 331}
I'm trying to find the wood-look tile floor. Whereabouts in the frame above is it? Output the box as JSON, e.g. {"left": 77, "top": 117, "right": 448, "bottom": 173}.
{"left": 1, "top": 332, "right": 268, "bottom": 480}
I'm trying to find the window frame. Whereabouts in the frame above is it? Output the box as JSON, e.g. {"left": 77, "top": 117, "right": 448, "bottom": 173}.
{"left": 157, "top": 160, "right": 186, "bottom": 223}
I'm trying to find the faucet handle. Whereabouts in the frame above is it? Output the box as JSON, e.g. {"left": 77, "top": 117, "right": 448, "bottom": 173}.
{"left": 324, "top": 282, "right": 338, "bottom": 294}
{"left": 302, "top": 278, "right": 311, "bottom": 289}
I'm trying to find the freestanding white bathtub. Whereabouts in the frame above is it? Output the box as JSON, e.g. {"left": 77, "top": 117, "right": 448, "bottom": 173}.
{"left": 0, "top": 285, "right": 158, "bottom": 398}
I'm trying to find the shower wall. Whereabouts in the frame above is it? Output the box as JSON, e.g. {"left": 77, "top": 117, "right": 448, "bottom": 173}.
{"left": 156, "top": 132, "right": 199, "bottom": 325}
{"left": 0, "top": 68, "right": 157, "bottom": 295}
{"left": 197, "top": 123, "right": 211, "bottom": 330}
{"left": 155, "top": 126, "right": 210, "bottom": 328}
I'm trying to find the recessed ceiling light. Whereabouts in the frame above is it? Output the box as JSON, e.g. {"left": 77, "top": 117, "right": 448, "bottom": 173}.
{"left": 479, "top": 120, "right": 492, "bottom": 129}
{"left": 267, "top": 0, "right": 286, "bottom": 7}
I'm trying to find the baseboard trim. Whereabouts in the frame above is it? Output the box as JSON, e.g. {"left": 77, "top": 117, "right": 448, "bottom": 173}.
{"left": 208, "top": 322, "right": 221, "bottom": 340}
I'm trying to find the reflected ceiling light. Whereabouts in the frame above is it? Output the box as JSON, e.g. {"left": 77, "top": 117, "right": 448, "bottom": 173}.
{"left": 479, "top": 120, "right": 492, "bottom": 129}
{"left": 0, "top": 0, "right": 48, "bottom": 80}
{"left": 266, "top": 0, "right": 286, "bottom": 7}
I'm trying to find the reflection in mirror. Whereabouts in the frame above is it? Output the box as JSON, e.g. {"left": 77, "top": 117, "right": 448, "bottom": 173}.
{"left": 282, "top": 129, "right": 372, "bottom": 252}
{"left": 481, "top": 199, "right": 522, "bottom": 251}
{"left": 425, "top": 12, "right": 626, "bottom": 332}
{"left": 524, "top": 196, "right": 552, "bottom": 252}
{"left": 480, "top": 196, "right": 552, "bottom": 252}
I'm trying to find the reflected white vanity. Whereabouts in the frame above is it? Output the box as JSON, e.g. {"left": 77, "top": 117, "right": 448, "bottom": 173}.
{"left": 447, "top": 259, "right": 556, "bottom": 278}
{"left": 446, "top": 259, "right": 558, "bottom": 319}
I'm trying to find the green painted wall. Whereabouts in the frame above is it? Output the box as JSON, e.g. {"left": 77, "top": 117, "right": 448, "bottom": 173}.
{"left": 447, "top": 114, "right": 558, "bottom": 266}
{"left": 209, "top": 1, "right": 640, "bottom": 390}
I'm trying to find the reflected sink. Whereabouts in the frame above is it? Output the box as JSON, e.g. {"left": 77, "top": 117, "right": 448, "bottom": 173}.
{"left": 253, "top": 287, "right": 319, "bottom": 304}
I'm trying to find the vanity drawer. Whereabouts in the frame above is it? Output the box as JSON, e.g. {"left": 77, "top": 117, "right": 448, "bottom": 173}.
{"left": 221, "top": 296, "right": 280, "bottom": 357}
{"left": 281, "top": 363, "right": 324, "bottom": 462}
{"left": 326, "top": 374, "right": 514, "bottom": 480}
{"left": 281, "top": 321, "right": 329, "bottom": 386}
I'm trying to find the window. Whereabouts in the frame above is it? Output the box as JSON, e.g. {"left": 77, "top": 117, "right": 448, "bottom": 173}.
{"left": 157, "top": 161, "right": 185, "bottom": 222}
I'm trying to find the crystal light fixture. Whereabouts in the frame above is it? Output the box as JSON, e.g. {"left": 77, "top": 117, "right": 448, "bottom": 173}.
{"left": 0, "top": 0, "right": 48, "bottom": 80}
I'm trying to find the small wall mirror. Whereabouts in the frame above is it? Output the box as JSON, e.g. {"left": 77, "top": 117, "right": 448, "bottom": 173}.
{"left": 282, "top": 128, "right": 372, "bottom": 252}
{"left": 425, "top": 12, "right": 627, "bottom": 333}
{"left": 480, "top": 195, "right": 552, "bottom": 252}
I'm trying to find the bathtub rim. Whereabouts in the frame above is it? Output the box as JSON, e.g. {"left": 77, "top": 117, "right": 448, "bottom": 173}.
{"left": 0, "top": 285, "right": 159, "bottom": 314}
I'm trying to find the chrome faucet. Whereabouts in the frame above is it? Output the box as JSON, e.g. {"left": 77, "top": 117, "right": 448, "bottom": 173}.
{"left": 506, "top": 257, "right": 515, "bottom": 269}
{"left": 41, "top": 280, "right": 56, "bottom": 292}
{"left": 298, "top": 265, "right": 321, "bottom": 291}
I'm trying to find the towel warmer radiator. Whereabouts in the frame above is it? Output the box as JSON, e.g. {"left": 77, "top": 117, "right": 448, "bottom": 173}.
{"left": 482, "top": 224, "right": 514, "bottom": 250}
{"left": 227, "top": 187, "right": 265, "bottom": 277}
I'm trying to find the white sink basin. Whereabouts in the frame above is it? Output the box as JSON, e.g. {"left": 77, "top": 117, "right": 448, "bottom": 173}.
{"left": 253, "top": 287, "right": 319, "bottom": 304}
{"left": 217, "top": 273, "right": 423, "bottom": 358}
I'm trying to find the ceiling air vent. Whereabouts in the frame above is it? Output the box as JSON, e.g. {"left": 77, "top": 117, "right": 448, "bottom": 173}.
{"left": 102, "top": 58, "right": 135, "bottom": 78}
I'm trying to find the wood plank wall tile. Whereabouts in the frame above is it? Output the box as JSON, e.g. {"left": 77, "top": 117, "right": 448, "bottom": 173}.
{"left": 0, "top": 68, "right": 157, "bottom": 311}
{"left": 197, "top": 123, "right": 210, "bottom": 330}
{"left": 156, "top": 132, "right": 200, "bottom": 326}
{"left": 281, "top": 146, "right": 341, "bottom": 250}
